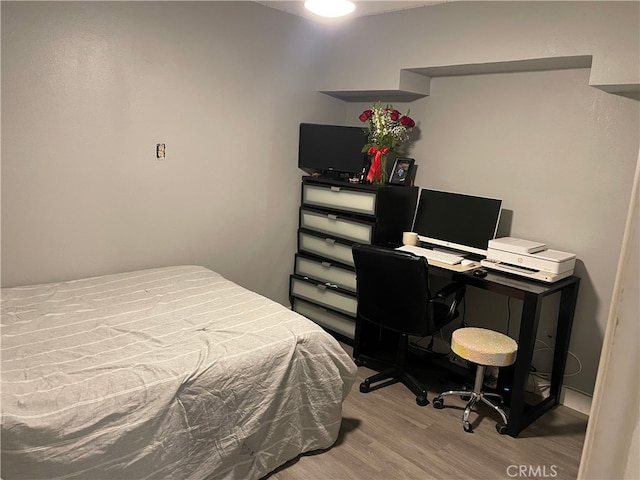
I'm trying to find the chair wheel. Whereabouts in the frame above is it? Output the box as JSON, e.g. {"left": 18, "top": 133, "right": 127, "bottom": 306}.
{"left": 432, "top": 397, "right": 444, "bottom": 409}
{"left": 416, "top": 394, "right": 428, "bottom": 407}
{"left": 359, "top": 381, "right": 370, "bottom": 393}
{"left": 463, "top": 421, "right": 473, "bottom": 433}
{"left": 496, "top": 423, "right": 508, "bottom": 435}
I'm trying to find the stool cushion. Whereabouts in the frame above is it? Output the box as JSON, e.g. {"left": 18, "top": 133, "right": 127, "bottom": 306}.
{"left": 451, "top": 327, "right": 518, "bottom": 367}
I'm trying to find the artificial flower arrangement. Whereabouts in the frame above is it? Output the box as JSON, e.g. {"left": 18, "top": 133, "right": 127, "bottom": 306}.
{"left": 359, "top": 101, "right": 416, "bottom": 184}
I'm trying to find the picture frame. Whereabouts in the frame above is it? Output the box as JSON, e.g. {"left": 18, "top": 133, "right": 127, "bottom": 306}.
{"left": 389, "top": 157, "right": 415, "bottom": 185}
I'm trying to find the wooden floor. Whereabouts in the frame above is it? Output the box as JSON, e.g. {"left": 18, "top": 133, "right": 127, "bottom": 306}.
{"left": 267, "top": 343, "right": 588, "bottom": 480}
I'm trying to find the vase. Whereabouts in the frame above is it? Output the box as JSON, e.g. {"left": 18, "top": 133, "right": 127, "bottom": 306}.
{"left": 375, "top": 154, "right": 388, "bottom": 185}
{"left": 366, "top": 149, "right": 389, "bottom": 185}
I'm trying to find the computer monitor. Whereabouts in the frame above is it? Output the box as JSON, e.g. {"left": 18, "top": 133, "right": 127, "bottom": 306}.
{"left": 412, "top": 189, "right": 502, "bottom": 257}
{"left": 298, "top": 123, "right": 368, "bottom": 177}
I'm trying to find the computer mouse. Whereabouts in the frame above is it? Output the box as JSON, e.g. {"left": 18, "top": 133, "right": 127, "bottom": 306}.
{"left": 473, "top": 269, "right": 488, "bottom": 278}
{"left": 461, "top": 259, "right": 475, "bottom": 266}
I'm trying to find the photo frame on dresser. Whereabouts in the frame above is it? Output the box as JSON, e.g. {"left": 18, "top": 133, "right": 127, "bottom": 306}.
{"left": 389, "top": 157, "right": 415, "bottom": 185}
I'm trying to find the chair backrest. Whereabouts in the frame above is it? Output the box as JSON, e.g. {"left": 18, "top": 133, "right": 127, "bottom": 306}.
{"left": 352, "top": 243, "right": 439, "bottom": 337}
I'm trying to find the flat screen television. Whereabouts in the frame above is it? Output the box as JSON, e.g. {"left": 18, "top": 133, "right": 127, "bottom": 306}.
{"left": 412, "top": 189, "right": 502, "bottom": 256}
{"left": 298, "top": 123, "right": 368, "bottom": 177}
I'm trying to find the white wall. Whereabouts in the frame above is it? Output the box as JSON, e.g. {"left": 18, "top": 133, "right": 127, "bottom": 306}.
{"left": 1, "top": 1, "right": 343, "bottom": 303}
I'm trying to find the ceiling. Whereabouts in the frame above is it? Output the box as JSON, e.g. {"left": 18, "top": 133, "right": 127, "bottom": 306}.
{"left": 255, "top": 1, "right": 447, "bottom": 22}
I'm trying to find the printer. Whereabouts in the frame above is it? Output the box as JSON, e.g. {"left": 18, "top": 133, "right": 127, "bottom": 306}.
{"left": 480, "top": 237, "right": 576, "bottom": 283}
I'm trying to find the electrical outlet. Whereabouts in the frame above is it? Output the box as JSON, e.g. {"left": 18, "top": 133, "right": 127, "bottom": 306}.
{"left": 540, "top": 331, "right": 555, "bottom": 345}
{"left": 156, "top": 143, "right": 166, "bottom": 159}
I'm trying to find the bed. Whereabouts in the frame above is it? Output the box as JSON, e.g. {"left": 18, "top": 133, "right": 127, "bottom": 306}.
{"left": 1, "top": 265, "right": 357, "bottom": 479}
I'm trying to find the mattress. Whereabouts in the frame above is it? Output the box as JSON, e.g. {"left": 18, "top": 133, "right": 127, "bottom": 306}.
{"left": 1, "top": 265, "right": 357, "bottom": 479}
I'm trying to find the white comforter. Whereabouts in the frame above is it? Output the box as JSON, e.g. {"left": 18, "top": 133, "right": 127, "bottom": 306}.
{"left": 1, "top": 266, "right": 357, "bottom": 479}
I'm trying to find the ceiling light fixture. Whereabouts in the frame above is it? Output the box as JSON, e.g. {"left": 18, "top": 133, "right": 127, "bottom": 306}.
{"left": 304, "top": 0, "right": 356, "bottom": 18}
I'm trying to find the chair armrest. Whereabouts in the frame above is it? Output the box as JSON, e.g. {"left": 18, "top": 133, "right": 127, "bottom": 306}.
{"left": 434, "top": 282, "right": 465, "bottom": 301}
{"left": 431, "top": 282, "right": 466, "bottom": 321}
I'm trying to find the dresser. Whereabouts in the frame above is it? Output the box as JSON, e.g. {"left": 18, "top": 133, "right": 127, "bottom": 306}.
{"left": 289, "top": 176, "right": 418, "bottom": 342}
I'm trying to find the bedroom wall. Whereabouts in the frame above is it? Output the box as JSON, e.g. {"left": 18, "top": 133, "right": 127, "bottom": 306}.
{"left": 2, "top": 1, "right": 639, "bottom": 401}
{"left": 330, "top": 2, "right": 639, "bottom": 399}
{"left": 346, "top": 70, "right": 638, "bottom": 400}
{"left": 315, "top": 1, "right": 640, "bottom": 93}
{"left": 1, "top": 1, "right": 343, "bottom": 302}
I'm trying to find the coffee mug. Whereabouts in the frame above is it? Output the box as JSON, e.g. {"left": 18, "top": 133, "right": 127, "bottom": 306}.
{"left": 402, "top": 232, "right": 419, "bottom": 246}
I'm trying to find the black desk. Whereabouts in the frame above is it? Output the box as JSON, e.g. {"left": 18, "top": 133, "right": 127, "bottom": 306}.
{"left": 354, "top": 266, "right": 580, "bottom": 438}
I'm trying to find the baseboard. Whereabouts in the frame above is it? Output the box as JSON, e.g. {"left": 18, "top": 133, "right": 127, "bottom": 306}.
{"left": 560, "top": 387, "right": 592, "bottom": 416}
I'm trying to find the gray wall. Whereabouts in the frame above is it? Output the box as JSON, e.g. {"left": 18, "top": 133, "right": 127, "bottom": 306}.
{"left": 2, "top": 1, "right": 639, "bottom": 398}
{"left": 1, "top": 1, "right": 344, "bottom": 303}
{"left": 345, "top": 68, "right": 638, "bottom": 398}
{"left": 329, "top": 2, "right": 639, "bottom": 398}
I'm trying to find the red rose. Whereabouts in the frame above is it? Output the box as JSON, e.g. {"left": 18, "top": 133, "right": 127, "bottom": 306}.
{"left": 400, "top": 115, "right": 415, "bottom": 128}
{"left": 390, "top": 110, "right": 400, "bottom": 121}
{"left": 359, "top": 110, "right": 373, "bottom": 122}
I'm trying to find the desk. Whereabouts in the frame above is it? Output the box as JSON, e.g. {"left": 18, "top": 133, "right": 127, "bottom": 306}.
{"left": 353, "top": 266, "right": 580, "bottom": 438}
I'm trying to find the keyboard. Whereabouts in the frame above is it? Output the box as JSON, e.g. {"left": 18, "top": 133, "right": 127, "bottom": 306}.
{"left": 397, "top": 244, "right": 465, "bottom": 265}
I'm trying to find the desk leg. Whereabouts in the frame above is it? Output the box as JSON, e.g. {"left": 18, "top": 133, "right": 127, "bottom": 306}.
{"left": 507, "top": 281, "right": 581, "bottom": 437}
{"left": 507, "top": 292, "right": 543, "bottom": 437}
{"left": 549, "top": 280, "right": 581, "bottom": 401}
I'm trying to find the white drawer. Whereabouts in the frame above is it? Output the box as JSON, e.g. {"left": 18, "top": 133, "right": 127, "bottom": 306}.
{"left": 303, "top": 183, "right": 377, "bottom": 216}
{"left": 292, "top": 298, "right": 356, "bottom": 340}
{"left": 290, "top": 276, "right": 357, "bottom": 317}
{"left": 300, "top": 208, "right": 373, "bottom": 244}
{"left": 294, "top": 255, "right": 356, "bottom": 293}
{"left": 298, "top": 231, "right": 355, "bottom": 267}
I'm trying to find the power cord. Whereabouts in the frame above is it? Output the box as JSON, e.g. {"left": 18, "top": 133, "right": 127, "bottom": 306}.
{"left": 532, "top": 338, "right": 583, "bottom": 377}
{"left": 529, "top": 338, "right": 583, "bottom": 394}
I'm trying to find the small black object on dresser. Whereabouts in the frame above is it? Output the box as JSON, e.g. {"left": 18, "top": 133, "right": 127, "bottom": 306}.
{"left": 289, "top": 176, "right": 418, "bottom": 342}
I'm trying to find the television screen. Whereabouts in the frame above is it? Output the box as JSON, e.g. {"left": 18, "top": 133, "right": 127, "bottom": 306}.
{"left": 413, "top": 189, "right": 502, "bottom": 256}
{"left": 298, "top": 123, "right": 368, "bottom": 176}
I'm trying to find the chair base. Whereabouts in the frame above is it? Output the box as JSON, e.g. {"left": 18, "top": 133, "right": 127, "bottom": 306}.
{"left": 358, "top": 333, "right": 429, "bottom": 406}
{"left": 433, "top": 365, "right": 509, "bottom": 434}
{"left": 360, "top": 366, "right": 428, "bottom": 406}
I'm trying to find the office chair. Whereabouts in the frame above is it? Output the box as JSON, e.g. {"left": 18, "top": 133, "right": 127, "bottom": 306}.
{"left": 352, "top": 243, "right": 466, "bottom": 406}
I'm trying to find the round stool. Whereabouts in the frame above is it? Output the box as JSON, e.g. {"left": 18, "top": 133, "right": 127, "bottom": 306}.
{"left": 433, "top": 327, "right": 518, "bottom": 434}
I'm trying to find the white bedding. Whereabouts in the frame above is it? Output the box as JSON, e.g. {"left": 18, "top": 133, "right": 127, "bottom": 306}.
{"left": 1, "top": 266, "right": 357, "bottom": 479}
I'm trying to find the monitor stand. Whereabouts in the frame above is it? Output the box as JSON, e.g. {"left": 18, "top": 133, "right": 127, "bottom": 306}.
{"left": 312, "top": 170, "right": 352, "bottom": 182}
{"left": 431, "top": 246, "right": 468, "bottom": 258}
{"left": 430, "top": 246, "right": 484, "bottom": 262}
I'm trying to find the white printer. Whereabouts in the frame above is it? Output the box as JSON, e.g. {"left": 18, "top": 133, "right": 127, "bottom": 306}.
{"left": 480, "top": 237, "right": 576, "bottom": 283}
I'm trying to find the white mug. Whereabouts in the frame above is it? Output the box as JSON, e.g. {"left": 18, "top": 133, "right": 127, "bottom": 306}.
{"left": 402, "top": 231, "right": 419, "bottom": 246}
